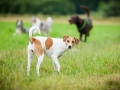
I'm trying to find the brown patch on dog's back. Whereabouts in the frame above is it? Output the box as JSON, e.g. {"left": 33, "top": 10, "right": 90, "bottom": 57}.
{"left": 32, "top": 38, "right": 43, "bottom": 57}
{"left": 45, "top": 38, "right": 53, "bottom": 50}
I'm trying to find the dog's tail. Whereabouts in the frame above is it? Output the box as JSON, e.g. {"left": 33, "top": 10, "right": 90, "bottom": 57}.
{"left": 80, "top": 5, "right": 90, "bottom": 17}
{"left": 47, "top": 17, "right": 53, "bottom": 25}
{"left": 29, "top": 26, "right": 41, "bottom": 40}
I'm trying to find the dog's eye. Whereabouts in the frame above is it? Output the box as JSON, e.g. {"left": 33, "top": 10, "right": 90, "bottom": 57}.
{"left": 72, "top": 41, "right": 75, "bottom": 43}
{"left": 67, "top": 40, "right": 69, "bottom": 42}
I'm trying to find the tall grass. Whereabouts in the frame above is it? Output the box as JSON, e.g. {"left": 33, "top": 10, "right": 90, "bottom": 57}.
{"left": 0, "top": 19, "right": 120, "bottom": 90}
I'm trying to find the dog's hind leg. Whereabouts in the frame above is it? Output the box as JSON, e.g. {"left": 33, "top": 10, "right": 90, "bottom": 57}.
{"left": 80, "top": 33, "right": 83, "bottom": 41}
{"left": 27, "top": 46, "right": 34, "bottom": 76}
{"left": 44, "top": 31, "right": 49, "bottom": 36}
{"left": 36, "top": 53, "right": 44, "bottom": 76}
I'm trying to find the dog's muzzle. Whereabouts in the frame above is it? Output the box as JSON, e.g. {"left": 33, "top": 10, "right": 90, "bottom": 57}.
{"left": 68, "top": 45, "right": 72, "bottom": 49}
{"left": 69, "top": 20, "right": 73, "bottom": 24}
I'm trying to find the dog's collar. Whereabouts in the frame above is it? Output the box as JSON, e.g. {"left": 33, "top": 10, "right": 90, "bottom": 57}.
{"left": 79, "top": 19, "right": 90, "bottom": 30}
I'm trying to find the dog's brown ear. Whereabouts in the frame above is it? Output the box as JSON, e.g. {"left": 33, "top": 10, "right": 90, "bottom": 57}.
{"left": 74, "top": 38, "right": 79, "bottom": 45}
{"left": 63, "top": 36, "right": 69, "bottom": 42}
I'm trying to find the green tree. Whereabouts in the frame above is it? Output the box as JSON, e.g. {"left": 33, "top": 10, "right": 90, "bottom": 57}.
{"left": 0, "top": 0, "right": 75, "bottom": 15}
{"left": 39, "top": 0, "right": 75, "bottom": 15}
{"left": 70, "top": 0, "right": 100, "bottom": 14}
{"left": 98, "top": 0, "right": 120, "bottom": 17}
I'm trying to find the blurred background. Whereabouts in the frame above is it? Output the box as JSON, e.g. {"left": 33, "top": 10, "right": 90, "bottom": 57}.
{"left": 0, "top": 0, "right": 120, "bottom": 17}
{"left": 0, "top": 1, "right": 120, "bottom": 90}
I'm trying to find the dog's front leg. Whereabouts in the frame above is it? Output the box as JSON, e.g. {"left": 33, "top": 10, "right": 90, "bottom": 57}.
{"left": 51, "top": 55, "right": 60, "bottom": 72}
{"left": 80, "top": 33, "right": 83, "bottom": 41}
{"left": 84, "top": 35, "right": 87, "bottom": 42}
{"left": 36, "top": 53, "right": 44, "bottom": 76}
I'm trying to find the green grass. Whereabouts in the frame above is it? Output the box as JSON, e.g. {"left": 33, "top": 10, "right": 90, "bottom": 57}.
{"left": 0, "top": 19, "right": 120, "bottom": 90}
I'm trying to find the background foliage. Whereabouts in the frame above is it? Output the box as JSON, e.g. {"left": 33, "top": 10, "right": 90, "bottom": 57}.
{"left": 0, "top": 0, "right": 120, "bottom": 16}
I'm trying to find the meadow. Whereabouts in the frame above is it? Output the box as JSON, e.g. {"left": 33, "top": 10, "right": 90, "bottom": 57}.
{"left": 0, "top": 16, "right": 120, "bottom": 90}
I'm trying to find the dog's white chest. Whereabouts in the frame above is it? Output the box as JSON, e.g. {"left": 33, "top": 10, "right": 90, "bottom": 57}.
{"left": 16, "top": 28, "right": 21, "bottom": 34}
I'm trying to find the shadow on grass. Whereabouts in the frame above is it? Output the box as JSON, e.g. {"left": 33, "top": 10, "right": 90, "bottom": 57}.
{"left": 102, "top": 80, "right": 120, "bottom": 90}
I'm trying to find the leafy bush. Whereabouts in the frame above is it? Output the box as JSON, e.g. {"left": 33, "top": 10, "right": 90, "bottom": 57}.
{"left": 39, "top": 0, "right": 75, "bottom": 15}
{"left": 0, "top": 0, "right": 75, "bottom": 15}
{"left": 98, "top": 0, "right": 120, "bottom": 17}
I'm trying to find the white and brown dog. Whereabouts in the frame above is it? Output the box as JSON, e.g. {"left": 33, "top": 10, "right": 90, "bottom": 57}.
{"left": 27, "top": 26, "right": 79, "bottom": 76}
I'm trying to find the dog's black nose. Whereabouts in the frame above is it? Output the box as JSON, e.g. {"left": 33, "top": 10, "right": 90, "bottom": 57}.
{"left": 68, "top": 46, "right": 72, "bottom": 49}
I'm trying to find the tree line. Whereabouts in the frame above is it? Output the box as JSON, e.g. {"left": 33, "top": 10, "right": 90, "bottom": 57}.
{"left": 0, "top": 0, "right": 120, "bottom": 17}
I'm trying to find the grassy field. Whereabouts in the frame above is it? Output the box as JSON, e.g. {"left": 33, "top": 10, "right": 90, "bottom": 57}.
{"left": 0, "top": 16, "right": 120, "bottom": 90}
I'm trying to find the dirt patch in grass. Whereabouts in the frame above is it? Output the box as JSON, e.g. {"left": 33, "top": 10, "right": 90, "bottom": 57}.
{"left": 0, "top": 15, "right": 120, "bottom": 25}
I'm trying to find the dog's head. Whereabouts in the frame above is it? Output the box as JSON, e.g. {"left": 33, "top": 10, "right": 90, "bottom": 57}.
{"left": 69, "top": 16, "right": 79, "bottom": 24}
{"left": 69, "top": 15, "right": 83, "bottom": 25}
{"left": 63, "top": 36, "right": 79, "bottom": 49}
{"left": 16, "top": 20, "right": 23, "bottom": 28}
